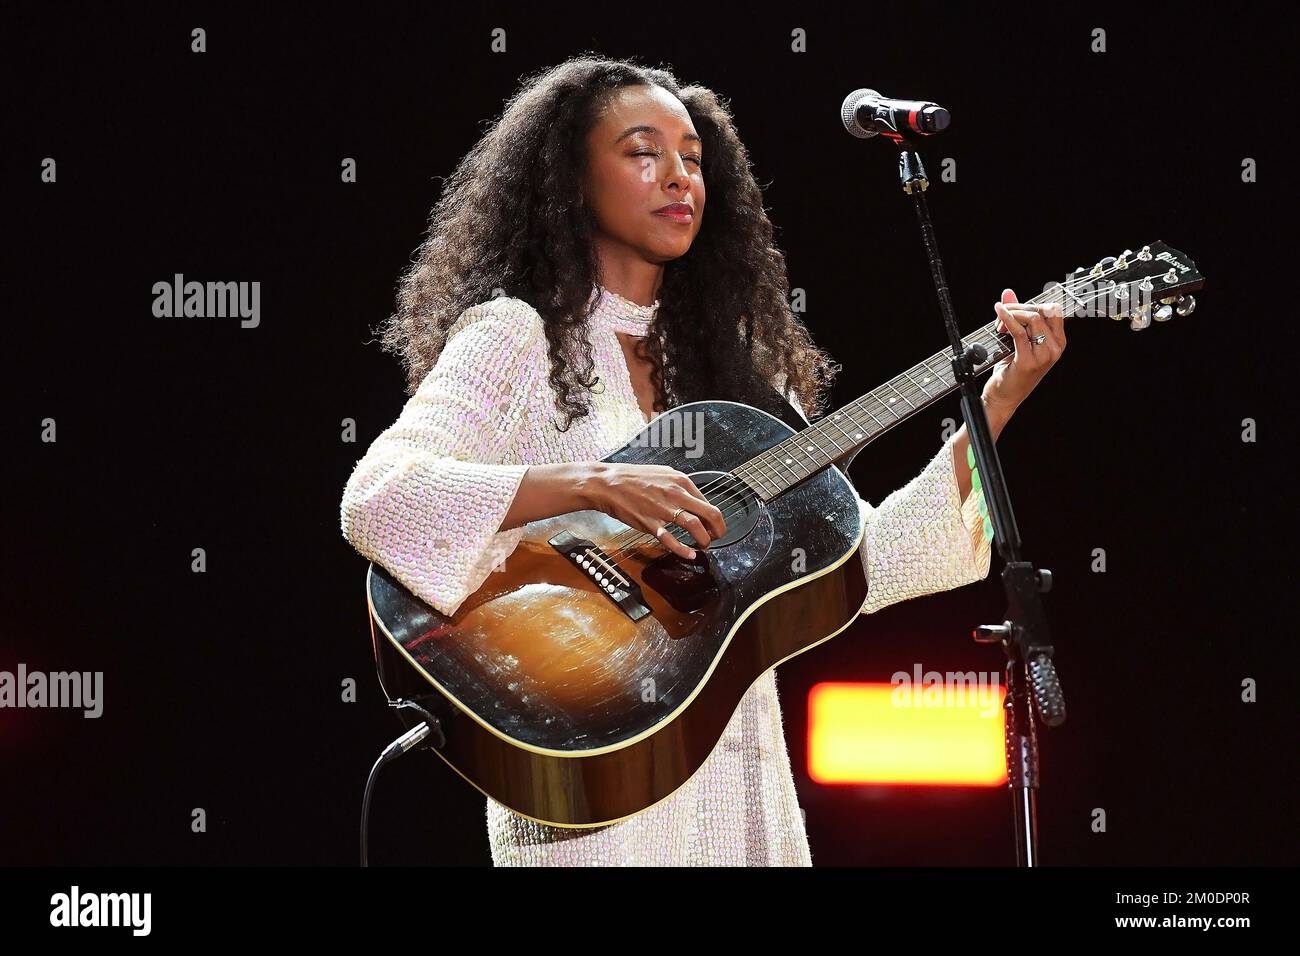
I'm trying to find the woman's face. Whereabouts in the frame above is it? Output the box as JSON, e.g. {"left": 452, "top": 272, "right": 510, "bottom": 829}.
{"left": 583, "top": 84, "right": 705, "bottom": 264}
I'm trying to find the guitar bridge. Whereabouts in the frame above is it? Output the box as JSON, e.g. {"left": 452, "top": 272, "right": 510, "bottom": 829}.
{"left": 548, "top": 530, "right": 652, "bottom": 621}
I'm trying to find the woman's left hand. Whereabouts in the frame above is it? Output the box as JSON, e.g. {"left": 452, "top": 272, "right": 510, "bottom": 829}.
{"left": 982, "top": 287, "right": 1066, "bottom": 417}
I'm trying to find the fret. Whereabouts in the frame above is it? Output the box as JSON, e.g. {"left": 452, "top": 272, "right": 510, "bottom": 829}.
{"left": 735, "top": 463, "right": 776, "bottom": 499}
{"left": 940, "top": 355, "right": 957, "bottom": 380}
{"left": 769, "top": 446, "right": 808, "bottom": 483}
{"left": 742, "top": 452, "right": 778, "bottom": 486}
{"left": 760, "top": 459, "right": 789, "bottom": 496}
{"left": 856, "top": 394, "right": 892, "bottom": 427}
{"left": 881, "top": 378, "right": 917, "bottom": 411}
{"left": 788, "top": 437, "right": 823, "bottom": 470}
{"left": 800, "top": 425, "right": 839, "bottom": 460}
{"left": 758, "top": 455, "right": 788, "bottom": 487}
{"left": 899, "top": 369, "right": 930, "bottom": 406}
{"left": 737, "top": 314, "right": 1032, "bottom": 501}
{"left": 814, "top": 420, "right": 847, "bottom": 455}
{"left": 758, "top": 464, "right": 788, "bottom": 496}
{"left": 909, "top": 361, "right": 941, "bottom": 400}
{"left": 831, "top": 408, "right": 872, "bottom": 450}
{"left": 824, "top": 411, "right": 861, "bottom": 447}
{"left": 751, "top": 452, "right": 792, "bottom": 491}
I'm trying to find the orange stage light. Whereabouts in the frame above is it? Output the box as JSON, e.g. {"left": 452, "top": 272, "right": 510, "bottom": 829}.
{"left": 808, "top": 680, "right": 1007, "bottom": 786}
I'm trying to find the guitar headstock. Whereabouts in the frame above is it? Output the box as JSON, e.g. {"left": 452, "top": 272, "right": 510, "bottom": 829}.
{"left": 1050, "top": 241, "right": 1204, "bottom": 331}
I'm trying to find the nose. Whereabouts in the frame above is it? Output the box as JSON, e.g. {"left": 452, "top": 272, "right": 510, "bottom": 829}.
{"left": 663, "top": 153, "right": 692, "bottom": 195}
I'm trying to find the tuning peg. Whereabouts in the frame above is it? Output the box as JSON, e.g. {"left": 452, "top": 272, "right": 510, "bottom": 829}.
{"left": 1154, "top": 303, "right": 1174, "bottom": 321}
{"left": 1129, "top": 304, "right": 1152, "bottom": 331}
{"left": 1092, "top": 256, "right": 1117, "bottom": 276}
{"left": 1175, "top": 295, "right": 1196, "bottom": 316}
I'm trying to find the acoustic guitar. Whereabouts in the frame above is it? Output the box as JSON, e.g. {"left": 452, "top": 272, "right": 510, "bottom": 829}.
{"left": 364, "top": 242, "right": 1203, "bottom": 827}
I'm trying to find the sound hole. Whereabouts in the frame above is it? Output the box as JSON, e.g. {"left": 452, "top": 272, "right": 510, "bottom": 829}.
{"left": 685, "top": 470, "right": 759, "bottom": 548}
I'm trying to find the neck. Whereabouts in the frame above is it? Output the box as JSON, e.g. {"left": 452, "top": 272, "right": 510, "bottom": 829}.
{"left": 592, "top": 248, "right": 663, "bottom": 307}
{"left": 732, "top": 319, "right": 1019, "bottom": 501}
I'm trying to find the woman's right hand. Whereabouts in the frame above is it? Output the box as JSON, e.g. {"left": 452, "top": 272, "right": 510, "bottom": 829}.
{"left": 582, "top": 463, "right": 727, "bottom": 559}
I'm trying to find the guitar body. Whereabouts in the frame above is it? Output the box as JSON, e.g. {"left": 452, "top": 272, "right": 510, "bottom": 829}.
{"left": 367, "top": 398, "right": 868, "bottom": 827}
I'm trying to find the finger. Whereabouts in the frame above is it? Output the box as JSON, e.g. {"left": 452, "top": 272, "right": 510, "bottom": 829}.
{"left": 994, "top": 301, "right": 1042, "bottom": 333}
{"left": 1024, "top": 315, "right": 1052, "bottom": 364}
{"left": 997, "top": 304, "right": 1030, "bottom": 362}
{"left": 675, "top": 511, "right": 713, "bottom": 550}
{"left": 666, "top": 499, "right": 711, "bottom": 545}
{"left": 1024, "top": 308, "right": 1064, "bottom": 346}
{"left": 1044, "top": 303, "right": 1067, "bottom": 345}
{"left": 1017, "top": 303, "right": 1066, "bottom": 340}
{"left": 1002, "top": 306, "right": 1044, "bottom": 325}
{"left": 654, "top": 522, "right": 696, "bottom": 559}
{"left": 995, "top": 302, "right": 1029, "bottom": 339}
{"left": 1031, "top": 312, "right": 1063, "bottom": 352}
{"left": 997, "top": 290, "right": 1021, "bottom": 326}
{"left": 679, "top": 477, "right": 728, "bottom": 538}
{"left": 997, "top": 300, "right": 1057, "bottom": 316}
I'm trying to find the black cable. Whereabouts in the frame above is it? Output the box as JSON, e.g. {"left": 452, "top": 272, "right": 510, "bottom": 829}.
{"left": 360, "top": 699, "right": 445, "bottom": 867}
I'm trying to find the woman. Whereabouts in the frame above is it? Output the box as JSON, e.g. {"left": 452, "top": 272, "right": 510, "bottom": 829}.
{"left": 340, "top": 55, "right": 1065, "bottom": 866}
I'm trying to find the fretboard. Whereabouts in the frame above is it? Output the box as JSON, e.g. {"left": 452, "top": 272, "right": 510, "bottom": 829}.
{"left": 735, "top": 320, "right": 1014, "bottom": 501}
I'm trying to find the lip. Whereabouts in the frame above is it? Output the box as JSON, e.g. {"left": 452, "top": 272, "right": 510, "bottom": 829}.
{"left": 652, "top": 202, "right": 694, "bottom": 222}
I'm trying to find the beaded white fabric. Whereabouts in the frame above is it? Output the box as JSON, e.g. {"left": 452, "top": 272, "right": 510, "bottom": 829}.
{"left": 340, "top": 284, "right": 991, "bottom": 866}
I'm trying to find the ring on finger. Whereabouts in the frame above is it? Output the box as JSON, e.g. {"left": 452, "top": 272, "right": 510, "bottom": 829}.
{"left": 1025, "top": 315, "right": 1048, "bottom": 346}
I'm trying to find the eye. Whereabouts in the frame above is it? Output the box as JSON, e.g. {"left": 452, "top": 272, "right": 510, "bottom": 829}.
{"left": 634, "top": 149, "right": 704, "bottom": 167}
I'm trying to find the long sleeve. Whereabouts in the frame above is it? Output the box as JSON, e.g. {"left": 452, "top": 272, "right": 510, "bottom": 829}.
{"left": 340, "top": 300, "right": 546, "bottom": 618}
{"left": 853, "top": 431, "right": 992, "bottom": 616}
{"left": 779, "top": 385, "right": 991, "bottom": 617}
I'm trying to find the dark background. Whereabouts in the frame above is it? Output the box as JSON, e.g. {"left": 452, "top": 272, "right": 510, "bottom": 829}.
{"left": 4, "top": 4, "right": 1294, "bottom": 866}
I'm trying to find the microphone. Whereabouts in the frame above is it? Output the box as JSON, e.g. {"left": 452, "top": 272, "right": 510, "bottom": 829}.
{"left": 840, "top": 88, "right": 950, "bottom": 139}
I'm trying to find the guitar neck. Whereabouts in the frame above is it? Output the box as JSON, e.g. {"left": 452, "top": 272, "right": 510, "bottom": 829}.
{"left": 735, "top": 319, "right": 1015, "bottom": 501}
{"left": 726, "top": 239, "right": 1203, "bottom": 501}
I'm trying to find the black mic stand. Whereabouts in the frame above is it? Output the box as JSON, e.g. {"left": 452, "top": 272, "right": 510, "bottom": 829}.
{"left": 887, "top": 138, "right": 1068, "bottom": 867}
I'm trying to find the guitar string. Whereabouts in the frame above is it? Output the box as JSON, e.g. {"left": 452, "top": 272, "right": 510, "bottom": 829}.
{"left": 584, "top": 263, "right": 1174, "bottom": 567}
{"left": 594, "top": 278, "right": 1107, "bottom": 562}
{"left": 654, "top": 257, "right": 1180, "bottom": 531}
{"left": 594, "top": 269, "right": 1145, "bottom": 565}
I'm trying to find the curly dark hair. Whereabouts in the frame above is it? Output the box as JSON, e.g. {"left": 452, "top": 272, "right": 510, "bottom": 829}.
{"left": 376, "top": 53, "right": 841, "bottom": 431}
